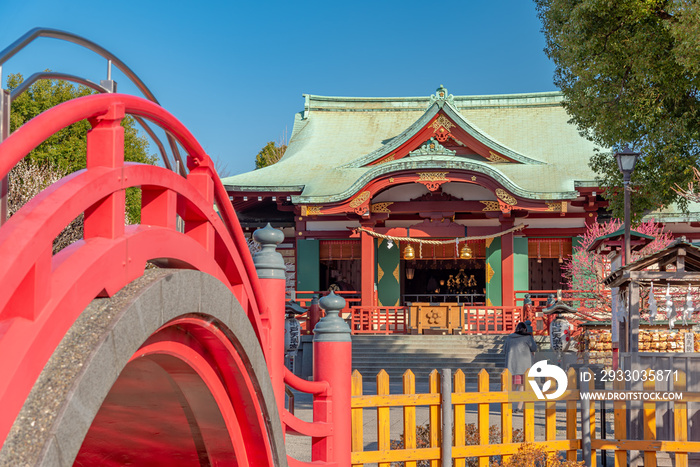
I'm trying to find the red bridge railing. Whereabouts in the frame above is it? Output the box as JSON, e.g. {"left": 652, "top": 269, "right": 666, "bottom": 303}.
{"left": 0, "top": 94, "right": 350, "bottom": 466}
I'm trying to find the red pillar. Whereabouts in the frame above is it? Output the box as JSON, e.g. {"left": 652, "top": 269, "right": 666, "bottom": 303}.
{"left": 501, "top": 224, "right": 514, "bottom": 307}
{"left": 360, "top": 229, "right": 375, "bottom": 307}
{"left": 252, "top": 224, "right": 287, "bottom": 414}
{"left": 313, "top": 293, "right": 352, "bottom": 466}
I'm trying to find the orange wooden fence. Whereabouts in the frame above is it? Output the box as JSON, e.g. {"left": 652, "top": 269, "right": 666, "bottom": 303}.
{"left": 351, "top": 367, "right": 699, "bottom": 466}
{"left": 351, "top": 306, "right": 408, "bottom": 334}
{"left": 463, "top": 306, "right": 522, "bottom": 334}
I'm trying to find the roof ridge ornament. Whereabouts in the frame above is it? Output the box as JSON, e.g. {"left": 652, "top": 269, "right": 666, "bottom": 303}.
{"left": 409, "top": 137, "right": 456, "bottom": 156}
{"left": 429, "top": 84, "right": 455, "bottom": 108}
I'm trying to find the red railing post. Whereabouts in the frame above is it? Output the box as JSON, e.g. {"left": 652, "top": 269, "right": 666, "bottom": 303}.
{"left": 313, "top": 292, "right": 352, "bottom": 466}
{"left": 252, "top": 224, "right": 287, "bottom": 416}
{"left": 84, "top": 103, "right": 125, "bottom": 240}
{"left": 307, "top": 294, "right": 321, "bottom": 334}
{"left": 185, "top": 155, "right": 217, "bottom": 254}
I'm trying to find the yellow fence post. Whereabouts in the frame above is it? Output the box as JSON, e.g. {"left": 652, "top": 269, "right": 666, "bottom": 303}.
{"left": 588, "top": 371, "right": 596, "bottom": 467}
{"left": 429, "top": 369, "right": 441, "bottom": 467}
{"left": 377, "top": 370, "right": 391, "bottom": 467}
{"left": 523, "top": 368, "right": 535, "bottom": 443}
{"left": 613, "top": 377, "right": 627, "bottom": 467}
{"left": 642, "top": 369, "right": 657, "bottom": 466}
{"left": 545, "top": 386, "right": 556, "bottom": 443}
{"left": 674, "top": 370, "right": 688, "bottom": 467}
{"left": 501, "top": 369, "right": 513, "bottom": 464}
{"left": 403, "top": 370, "right": 417, "bottom": 467}
{"left": 352, "top": 370, "right": 364, "bottom": 467}
{"left": 477, "top": 369, "right": 490, "bottom": 467}
{"left": 566, "top": 368, "right": 577, "bottom": 462}
{"left": 454, "top": 370, "right": 466, "bottom": 467}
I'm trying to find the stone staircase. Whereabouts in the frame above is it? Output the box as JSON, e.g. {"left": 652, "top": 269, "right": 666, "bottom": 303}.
{"left": 351, "top": 334, "right": 510, "bottom": 383}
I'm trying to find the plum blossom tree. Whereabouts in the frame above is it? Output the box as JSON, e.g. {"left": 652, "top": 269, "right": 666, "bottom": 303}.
{"left": 562, "top": 219, "right": 673, "bottom": 313}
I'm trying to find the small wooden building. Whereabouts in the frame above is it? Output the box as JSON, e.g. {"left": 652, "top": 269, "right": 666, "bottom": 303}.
{"left": 604, "top": 239, "right": 700, "bottom": 352}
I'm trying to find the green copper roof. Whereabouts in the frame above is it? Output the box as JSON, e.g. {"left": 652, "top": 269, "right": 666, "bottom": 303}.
{"left": 587, "top": 228, "right": 655, "bottom": 253}
{"left": 594, "top": 228, "right": 655, "bottom": 242}
{"left": 222, "top": 89, "right": 601, "bottom": 202}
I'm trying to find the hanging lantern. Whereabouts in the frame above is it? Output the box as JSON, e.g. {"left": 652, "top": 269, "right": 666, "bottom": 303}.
{"left": 404, "top": 244, "right": 415, "bottom": 260}
{"left": 405, "top": 266, "right": 415, "bottom": 280}
{"left": 558, "top": 240, "right": 563, "bottom": 263}
{"left": 459, "top": 243, "right": 473, "bottom": 259}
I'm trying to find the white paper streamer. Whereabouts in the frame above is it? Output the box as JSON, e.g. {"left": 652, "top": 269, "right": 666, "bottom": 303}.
{"left": 648, "top": 281, "right": 657, "bottom": 324}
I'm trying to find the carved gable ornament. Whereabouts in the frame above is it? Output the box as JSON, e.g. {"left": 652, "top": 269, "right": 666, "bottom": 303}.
{"left": 430, "top": 114, "right": 455, "bottom": 143}
{"left": 409, "top": 137, "right": 456, "bottom": 157}
{"left": 416, "top": 172, "right": 450, "bottom": 191}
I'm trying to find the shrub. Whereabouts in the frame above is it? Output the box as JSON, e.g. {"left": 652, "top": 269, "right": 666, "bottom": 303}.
{"left": 501, "top": 443, "right": 585, "bottom": 467}
{"left": 390, "top": 423, "right": 524, "bottom": 467}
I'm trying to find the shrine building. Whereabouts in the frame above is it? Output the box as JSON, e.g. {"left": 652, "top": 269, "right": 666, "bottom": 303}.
{"left": 222, "top": 86, "right": 699, "bottom": 309}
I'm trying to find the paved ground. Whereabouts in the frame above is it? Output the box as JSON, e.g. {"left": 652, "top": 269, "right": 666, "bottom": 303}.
{"left": 284, "top": 379, "right": 679, "bottom": 466}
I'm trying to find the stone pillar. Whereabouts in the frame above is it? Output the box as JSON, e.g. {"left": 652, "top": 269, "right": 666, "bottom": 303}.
{"left": 253, "top": 223, "right": 286, "bottom": 412}
{"left": 313, "top": 292, "right": 352, "bottom": 466}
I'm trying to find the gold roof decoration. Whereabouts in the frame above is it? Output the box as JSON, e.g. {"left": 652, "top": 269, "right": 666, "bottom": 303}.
{"left": 348, "top": 191, "right": 371, "bottom": 208}
{"left": 487, "top": 151, "right": 510, "bottom": 163}
{"left": 301, "top": 205, "right": 323, "bottom": 216}
{"left": 495, "top": 188, "right": 517, "bottom": 205}
{"left": 370, "top": 202, "right": 394, "bottom": 213}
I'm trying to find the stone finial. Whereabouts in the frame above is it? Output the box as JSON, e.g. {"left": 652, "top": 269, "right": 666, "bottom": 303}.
{"left": 252, "top": 223, "right": 285, "bottom": 279}
{"left": 313, "top": 292, "right": 351, "bottom": 342}
{"left": 429, "top": 84, "right": 455, "bottom": 108}
{"left": 546, "top": 294, "right": 556, "bottom": 308}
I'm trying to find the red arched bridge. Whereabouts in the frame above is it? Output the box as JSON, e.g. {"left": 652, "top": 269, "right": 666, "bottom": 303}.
{"left": 0, "top": 93, "right": 351, "bottom": 466}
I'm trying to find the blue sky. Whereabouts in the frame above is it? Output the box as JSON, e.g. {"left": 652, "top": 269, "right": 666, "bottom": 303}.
{"left": 1, "top": 1, "right": 556, "bottom": 176}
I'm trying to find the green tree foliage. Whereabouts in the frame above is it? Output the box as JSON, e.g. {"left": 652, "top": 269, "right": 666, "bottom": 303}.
{"left": 7, "top": 73, "right": 157, "bottom": 223}
{"left": 255, "top": 141, "right": 286, "bottom": 169}
{"left": 536, "top": 0, "right": 700, "bottom": 221}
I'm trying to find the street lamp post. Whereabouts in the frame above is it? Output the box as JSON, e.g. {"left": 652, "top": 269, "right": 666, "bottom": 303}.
{"left": 615, "top": 146, "right": 640, "bottom": 353}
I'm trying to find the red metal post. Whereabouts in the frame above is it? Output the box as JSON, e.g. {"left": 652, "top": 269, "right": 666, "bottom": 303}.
{"left": 313, "top": 292, "right": 352, "bottom": 466}
{"left": 253, "top": 224, "right": 287, "bottom": 416}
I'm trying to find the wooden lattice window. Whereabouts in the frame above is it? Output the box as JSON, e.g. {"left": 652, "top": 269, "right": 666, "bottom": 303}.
{"left": 528, "top": 238, "right": 573, "bottom": 262}
{"left": 319, "top": 240, "right": 360, "bottom": 260}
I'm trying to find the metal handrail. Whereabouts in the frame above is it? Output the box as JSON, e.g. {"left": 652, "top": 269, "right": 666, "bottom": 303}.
{"left": 0, "top": 27, "right": 185, "bottom": 172}
{"left": 9, "top": 71, "right": 174, "bottom": 172}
